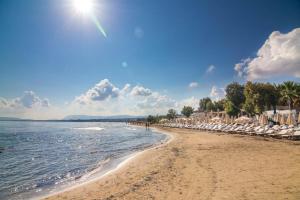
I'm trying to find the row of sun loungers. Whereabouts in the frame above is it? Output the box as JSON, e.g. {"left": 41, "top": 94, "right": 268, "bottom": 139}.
{"left": 162, "top": 122, "right": 300, "bottom": 140}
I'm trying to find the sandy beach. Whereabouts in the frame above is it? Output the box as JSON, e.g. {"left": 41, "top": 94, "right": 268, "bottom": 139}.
{"left": 44, "top": 127, "right": 300, "bottom": 200}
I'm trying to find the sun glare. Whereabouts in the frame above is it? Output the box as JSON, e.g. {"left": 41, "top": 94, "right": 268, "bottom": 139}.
{"left": 73, "top": 0, "right": 94, "bottom": 15}
{"left": 71, "top": 0, "right": 107, "bottom": 38}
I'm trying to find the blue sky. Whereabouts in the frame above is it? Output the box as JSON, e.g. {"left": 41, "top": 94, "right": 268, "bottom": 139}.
{"left": 0, "top": 0, "right": 300, "bottom": 119}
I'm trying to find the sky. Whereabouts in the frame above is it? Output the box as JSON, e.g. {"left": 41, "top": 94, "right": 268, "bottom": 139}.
{"left": 0, "top": 0, "right": 300, "bottom": 119}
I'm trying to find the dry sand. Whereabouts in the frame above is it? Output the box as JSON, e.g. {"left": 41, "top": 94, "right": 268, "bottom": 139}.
{"left": 44, "top": 127, "right": 300, "bottom": 200}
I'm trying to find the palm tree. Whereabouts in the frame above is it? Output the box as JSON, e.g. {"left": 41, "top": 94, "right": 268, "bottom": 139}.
{"left": 279, "top": 81, "right": 299, "bottom": 110}
{"left": 294, "top": 83, "right": 300, "bottom": 108}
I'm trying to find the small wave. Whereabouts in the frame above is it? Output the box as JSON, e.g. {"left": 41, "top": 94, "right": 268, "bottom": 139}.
{"left": 79, "top": 158, "right": 111, "bottom": 181}
{"left": 72, "top": 127, "right": 104, "bottom": 131}
{"left": 125, "top": 127, "right": 136, "bottom": 131}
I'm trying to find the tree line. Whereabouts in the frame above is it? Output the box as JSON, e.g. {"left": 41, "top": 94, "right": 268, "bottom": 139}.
{"left": 199, "top": 81, "right": 300, "bottom": 116}
{"left": 146, "top": 81, "right": 300, "bottom": 123}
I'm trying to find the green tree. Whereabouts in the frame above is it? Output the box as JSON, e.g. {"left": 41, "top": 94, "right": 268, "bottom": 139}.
{"left": 147, "top": 115, "right": 162, "bottom": 124}
{"left": 199, "top": 97, "right": 212, "bottom": 111}
{"left": 214, "top": 99, "right": 226, "bottom": 111}
{"left": 225, "top": 82, "right": 245, "bottom": 108}
{"left": 225, "top": 100, "right": 240, "bottom": 117}
{"left": 243, "top": 82, "right": 279, "bottom": 115}
{"left": 243, "top": 81, "right": 269, "bottom": 115}
{"left": 279, "top": 81, "right": 299, "bottom": 110}
{"left": 261, "top": 83, "right": 279, "bottom": 113}
{"left": 181, "top": 106, "right": 194, "bottom": 118}
{"left": 243, "top": 81, "right": 256, "bottom": 115}
{"left": 206, "top": 101, "right": 215, "bottom": 111}
{"left": 294, "top": 83, "right": 300, "bottom": 108}
{"left": 166, "top": 109, "right": 177, "bottom": 120}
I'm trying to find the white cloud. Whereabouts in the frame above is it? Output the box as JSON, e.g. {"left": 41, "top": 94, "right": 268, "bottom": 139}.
{"left": 75, "top": 79, "right": 120, "bottom": 105}
{"left": 0, "top": 97, "right": 9, "bottom": 108}
{"left": 2, "top": 91, "right": 50, "bottom": 109}
{"left": 13, "top": 91, "right": 48, "bottom": 108}
{"left": 134, "top": 27, "right": 144, "bottom": 39}
{"left": 0, "top": 80, "right": 202, "bottom": 119}
{"left": 70, "top": 79, "right": 177, "bottom": 116}
{"left": 41, "top": 98, "right": 50, "bottom": 107}
{"left": 234, "top": 58, "right": 251, "bottom": 77}
{"left": 120, "top": 83, "right": 131, "bottom": 95}
{"left": 206, "top": 65, "right": 215, "bottom": 73}
{"left": 188, "top": 82, "right": 198, "bottom": 88}
{"left": 0, "top": 91, "right": 53, "bottom": 119}
{"left": 178, "top": 96, "right": 199, "bottom": 109}
{"left": 210, "top": 86, "right": 225, "bottom": 100}
{"left": 235, "top": 28, "right": 300, "bottom": 80}
{"left": 136, "top": 92, "right": 176, "bottom": 114}
{"left": 130, "top": 86, "right": 152, "bottom": 97}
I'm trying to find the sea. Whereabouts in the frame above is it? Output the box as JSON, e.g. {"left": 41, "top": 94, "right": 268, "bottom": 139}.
{"left": 0, "top": 121, "right": 167, "bottom": 200}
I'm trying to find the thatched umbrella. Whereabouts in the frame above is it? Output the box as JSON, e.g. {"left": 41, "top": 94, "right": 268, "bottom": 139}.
{"left": 263, "top": 115, "right": 269, "bottom": 125}
{"left": 230, "top": 116, "right": 233, "bottom": 123}
{"left": 160, "top": 119, "right": 169, "bottom": 124}
{"left": 286, "top": 113, "right": 296, "bottom": 125}
{"left": 274, "top": 113, "right": 280, "bottom": 123}
{"left": 291, "top": 113, "right": 296, "bottom": 125}
{"left": 211, "top": 116, "right": 222, "bottom": 123}
{"left": 224, "top": 115, "right": 229, "bottom": 124}
{"left": 277, "top": 114, "right": 282, "bottom": 124}
{"left": 258, "top": 115, "right": 263, "bottom": 125}
{"left": 235, "top": 116, "right": 253, "bottom": 124}
{"left": 259, "top": 115, "right": 268, "bottom": 125}
{"left": 273, "top": 113, "right": 277, "bottom": 122}
{"left": 286, "top": 113, "right": 291, "bottom": 125}
{"left": 280, "top": 115, "right": 286, "bottom": 125}
{"left": 223, "top": 113, "right": 227, "bottom": 122}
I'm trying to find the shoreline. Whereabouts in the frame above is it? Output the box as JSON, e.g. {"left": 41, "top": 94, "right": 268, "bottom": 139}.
{"left": 44, "top": 127, "right": 300, "bottom": 200}
{"left": 39, "top": 126, "right": 173, "bottom": 200}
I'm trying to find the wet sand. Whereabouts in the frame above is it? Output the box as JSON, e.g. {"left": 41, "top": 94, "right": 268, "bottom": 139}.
{"left": 45, "top": 127, "right": 300, "bottom": 200}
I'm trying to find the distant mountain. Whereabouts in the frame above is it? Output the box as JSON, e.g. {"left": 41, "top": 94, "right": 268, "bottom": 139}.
{"left": 0, "top": 117, "right": 23, "bottom": 121}
{"left": 63, "top": 115, "right": 145, "bottom": 120}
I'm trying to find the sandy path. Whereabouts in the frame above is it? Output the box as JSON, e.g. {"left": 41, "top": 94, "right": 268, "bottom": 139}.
{"left": 45, "top": 127, "right": 300, "bottom": 200}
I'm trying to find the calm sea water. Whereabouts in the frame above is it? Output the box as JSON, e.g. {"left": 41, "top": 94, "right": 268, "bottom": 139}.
{"left": 0, "top": 121, "right": 166, "bottom": 200}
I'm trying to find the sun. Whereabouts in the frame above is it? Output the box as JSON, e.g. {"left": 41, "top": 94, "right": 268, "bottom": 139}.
{"left": 72, "top": 0, "right": 95, "bottom": 16}
{"left": 70, "top": 0, "right": 107, "bottom": 38}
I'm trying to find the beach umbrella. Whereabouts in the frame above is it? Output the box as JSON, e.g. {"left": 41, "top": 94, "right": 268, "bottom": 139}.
{"left": 235, "top": 116, "right": 253, "bottom": 124}
{"left": 264, "top": 115, "right": 269, "bottom": 125}
{"left": 292, "top": 114, "right": 296, "bottom": 125}
{"left": 222, "top": 113, "right": 226, "bottom": 122}
{"left": 258, "top": 115, "right": 262, "bottom": 125}
{"left": 259, "top": 115, "right": 267, "bottom": 125}
{"left": 286, "top": 113, "right": 292, "bottom": 125}
{"left": 224, "top": 115, "right": 228, "bottom": 124}
{"left": 286, "top": 113, "right": 296, "bottom": 125}
{"left": 160, "top": 119, "right": 169, "bottom": 124}
{"left": 259, "top": 115, "right": 263, "bottom": 125}
{"left": 277, "top": 114, "right": 282, "bottom": 124}
{"left": 274, "top": 113, "right": 279, "bottom": 123}
{"left": 273, "top": 113, "right": 277, "bottom": 122}
{"left": 193, "top": 118, "right": 196, "bottom": 125}
{"left": 280, "top": 115, "right": 286, "bottom": 125}
{"left": 211, "top": 116, "right": 222, "bottom": 123}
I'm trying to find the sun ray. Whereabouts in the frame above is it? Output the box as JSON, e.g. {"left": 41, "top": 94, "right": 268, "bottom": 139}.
{"left": 90, "top": 14, "right": 107, "bottom": 38}
{"left": 71, "top": 0, "right": 107, "bottom": 38}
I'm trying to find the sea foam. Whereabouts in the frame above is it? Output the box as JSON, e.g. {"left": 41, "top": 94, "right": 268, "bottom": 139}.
{"left": 72, "top": 127, "right": 104, "bottom": 131}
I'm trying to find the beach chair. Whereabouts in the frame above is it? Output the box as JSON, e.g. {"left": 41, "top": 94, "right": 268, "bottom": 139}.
{"left": 291, "top": 131, "right": 300, "bottom": 140}
{"left": 273, "top": 129, "right": 291, "bottom": 139}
